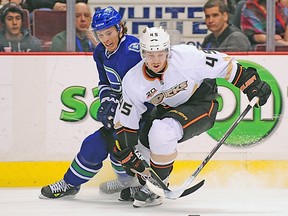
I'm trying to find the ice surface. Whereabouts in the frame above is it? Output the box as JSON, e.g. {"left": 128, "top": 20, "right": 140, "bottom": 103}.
{"left": 0, "top": 186, "right": 287, "bottom": 216}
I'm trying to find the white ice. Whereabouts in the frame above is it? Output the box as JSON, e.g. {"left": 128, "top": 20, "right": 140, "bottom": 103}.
{"left": 1, "top": 185, "right": 287, "bottom": 216}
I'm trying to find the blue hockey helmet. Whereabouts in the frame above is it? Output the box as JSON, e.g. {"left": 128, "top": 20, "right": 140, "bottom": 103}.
{"left": 91, "top": 6, "right": 122, "bottom": 31}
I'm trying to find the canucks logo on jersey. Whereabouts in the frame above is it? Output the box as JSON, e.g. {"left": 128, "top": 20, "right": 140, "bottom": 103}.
{"left": 104, "top": 65, "right": 122, "bottom": 93}
{"left": 128, "top": 42, "right": 140, "bottom": 52}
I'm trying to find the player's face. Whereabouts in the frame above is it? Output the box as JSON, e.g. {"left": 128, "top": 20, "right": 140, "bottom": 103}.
{"left": 95, "top": 26, "right": 120, "bottom": 53}
{"left": 204, "top": 6, "right": 228, "bottom": 37}
{"left": 4, "top": 12, "right": 22, "bottom": 36}
{"left": 144, "top": 50, "right": 168, "bottom": 73}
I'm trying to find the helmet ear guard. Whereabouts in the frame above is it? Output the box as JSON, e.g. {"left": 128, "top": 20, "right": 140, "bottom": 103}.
{"left": 91, "top": 6, "right": 122, "bottom": 31}
{"left": 140, "top": 26, "right": 171, "bottom": 58}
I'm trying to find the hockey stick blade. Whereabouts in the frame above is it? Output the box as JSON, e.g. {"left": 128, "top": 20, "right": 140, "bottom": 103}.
{"left": 146, "top": 179, "right": 205, "bottom": 199}
{"left": 179, "top": 179, "right": 205, "bottom": 197}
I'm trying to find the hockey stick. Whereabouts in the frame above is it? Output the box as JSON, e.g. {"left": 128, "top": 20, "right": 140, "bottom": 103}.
{"left": 134, "top": 156, "right": 205, "bottom": 198}
{"left": 146, "top": 97, "right": 259, "bottom": 200}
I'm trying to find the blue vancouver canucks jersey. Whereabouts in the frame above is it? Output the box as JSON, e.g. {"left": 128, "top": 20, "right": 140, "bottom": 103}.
{"left": 93, "top": 35, "right": 141, "bottom": 99}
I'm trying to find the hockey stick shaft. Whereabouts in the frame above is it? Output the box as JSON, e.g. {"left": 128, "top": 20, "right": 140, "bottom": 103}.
{"left": 171, "top": 97, "right": 259, "bottom": 198}
{"left": 192, "top": 97, "right": 258, "bottom": 178}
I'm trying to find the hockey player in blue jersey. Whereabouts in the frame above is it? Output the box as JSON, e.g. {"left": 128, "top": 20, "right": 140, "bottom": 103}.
{"left": 40, "top": 6, "right": 142, "bottom": 199}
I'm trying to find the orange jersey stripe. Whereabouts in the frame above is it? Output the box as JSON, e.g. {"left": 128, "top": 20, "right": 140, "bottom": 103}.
{"left": 232, "top": 65, "right": 243, "bottom": 86}
{"left": 150, "top": 160, "right": 174, "bottom": 169}
{"left": 116, "top": 127, "right": 137, "bottom": 135}
{"left": 183, "top": 101, "right": 215, "bottom": 129}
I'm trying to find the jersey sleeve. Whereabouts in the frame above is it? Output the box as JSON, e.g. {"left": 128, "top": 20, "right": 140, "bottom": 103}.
{"left": 93, "top": 48, "right": 112, "bottom": 99}
{"left": 114, "top": 76, "right": 147, "bottom": 130}
{"left": 192, "top": 49, "right": 239, "bottom": 83}
{"left": 113, "top": 73, "right": 147, "bottom": 149}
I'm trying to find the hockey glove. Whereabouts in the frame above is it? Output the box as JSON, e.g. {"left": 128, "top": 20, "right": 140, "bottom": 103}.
{"left": 97, "top": 92, "right": 120, "bottom": 129}
{"left": 243, "top": 81, "right": 271, "bottom": 107}
{"left": 113, "top": 144, "right": 146, "bottom": 176}
{"left": 233, "top": 66, "right": 271, "bottom": 107}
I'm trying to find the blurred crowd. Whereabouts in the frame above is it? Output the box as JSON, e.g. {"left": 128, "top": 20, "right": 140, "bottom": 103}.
{"left": 0, "top": 0, "right": 97, "bottom": 52}
{"left": 0, "top": 0, "right": 288, "bottom": 52}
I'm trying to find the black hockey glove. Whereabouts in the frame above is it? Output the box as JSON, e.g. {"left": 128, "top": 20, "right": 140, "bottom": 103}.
{"left": 233, "top": 66, "right": 271, "bottom": 107}
{"left": 243, "top": 81, "right": 271, "bottom": 107}
{"left": 97, "top": 91, "right": 120, "bottom": 129}
{"left": 113, "top": 145, "right": 146, "bottom": 176}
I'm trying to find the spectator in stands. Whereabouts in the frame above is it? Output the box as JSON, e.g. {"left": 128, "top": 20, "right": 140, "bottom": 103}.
{"left": 3, "top": 0, "right": 22, "bottom": 6}
{"left": 22, "top": 0, "right": 88, "bottom": 13}
{"left": 20, "top": 0, "right": 89, "bottom": 29}
{"left": 218, "top": 0, "right": 244, "bottom": 23}
{"left": 0, "top": 3, "right": 41, "bottom": 51}
{"left": 202, "top": 0, "right": 251, "bottom": 51}
{"left": 50, "top": 2, "right": 98, "bottom": 52}
{"left": 0, "top": 1, "right": 22, "bottom": 11}
{"left": 241, "top": 0, "right": 288, "bottom": 47}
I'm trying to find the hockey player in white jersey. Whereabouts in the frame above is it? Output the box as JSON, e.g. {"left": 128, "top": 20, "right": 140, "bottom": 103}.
{"left": 113, "top": 26, "right": 271, "bottom": 208}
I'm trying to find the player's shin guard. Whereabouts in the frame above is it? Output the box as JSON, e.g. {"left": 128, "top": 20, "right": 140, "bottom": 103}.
{"left": 64, "top": 153, "right": 102, "bottom": 186}
{"left": 150, "top": 160, "right": 174, "bottom": 181}
{"left": 150, "top": 151, "right": 177, "bottom": 180}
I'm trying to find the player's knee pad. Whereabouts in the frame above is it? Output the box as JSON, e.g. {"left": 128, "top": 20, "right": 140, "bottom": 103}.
{"left": 148, "top": 118, "right": 183, "bottom": 155}
{"left": 79, "top": 130, "right": 109, "bottom": 164}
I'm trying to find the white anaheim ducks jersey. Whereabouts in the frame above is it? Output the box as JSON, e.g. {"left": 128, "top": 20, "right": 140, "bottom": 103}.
{"left": 114, "top": 44, "right": 239, "bottom": 130}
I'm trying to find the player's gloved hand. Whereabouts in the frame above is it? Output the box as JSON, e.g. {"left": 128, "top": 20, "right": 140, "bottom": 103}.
{"left": 243, "top": 81, "right": 271, "bottom": 107}
{"left": 113, "top": 144, "right": 146, "bottom": 176}
{"left": 97, "top": 92, "right": 120, "bottom": 129}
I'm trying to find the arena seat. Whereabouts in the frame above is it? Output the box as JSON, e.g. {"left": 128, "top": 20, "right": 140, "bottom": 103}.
{"left": 254, "top": 44, "right": 288, "bottom": 52}
{"left": 32, "top": 10, "right": 66, "bottom": 51}
{"left": 231, "top": 0, "right": 246, "bottom": 29}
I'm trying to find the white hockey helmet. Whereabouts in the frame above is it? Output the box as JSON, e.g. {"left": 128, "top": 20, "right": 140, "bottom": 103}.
{"left": 140, "top": 26, "right": 170, "bottom": 58}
